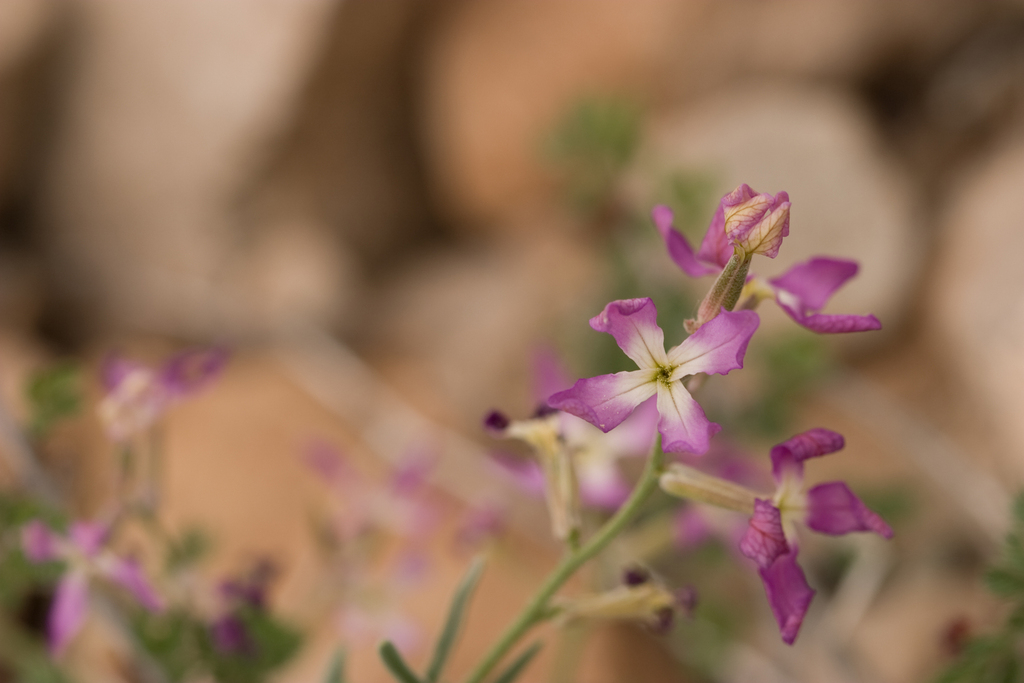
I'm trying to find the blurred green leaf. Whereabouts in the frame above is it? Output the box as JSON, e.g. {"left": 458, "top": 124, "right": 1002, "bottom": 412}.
{"left": 490, "top": 641, "right": 542, "bottom": 683}
{"left": 323, "top": 649, "right": 346, "bottom": 683}
{"left": 426, "top": 556, "right": 485, "bottom": 683}
{"left": 379, "top": 641, "right": 422, "bottom": 683}
{"left": 26, "top": 362, "right": 82, "bottom": 438}
{"left": 164, "top": 526, "right": 212, "bottom": 574}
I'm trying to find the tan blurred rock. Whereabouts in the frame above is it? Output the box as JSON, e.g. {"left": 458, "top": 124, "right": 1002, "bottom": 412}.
{"left": 418, "top": 0, "right": 976, "bottom": 229}
{"left": 362, "top": 223, "right": 602, "bottom": 429}
{"left": 40, "top": 0, "right": 341, "bottom": 339}
{"left": 0, "top": 0, "right": 58, "bottom": 75}
{"left": 639, "top": 84, "right": 920, "bottom": 340}
{"left": 930, "top": 134, "right": 1024, "bottom": 480}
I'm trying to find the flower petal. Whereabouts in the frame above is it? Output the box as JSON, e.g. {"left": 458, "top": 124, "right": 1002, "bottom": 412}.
{"left": 549, "top": 370, "right": 657, "bottom": 433}
{"left": 769, "top": 428, "right": 845, "bottom": 484}
{"left": 49, "top": 572, "right": 89, "bottom": 656}
{"left": 759, "top": 549, "right": 815, "bottom": 645}
{"left": 806, "top": 481, "right": 894, "bottom": 538}
{"left": 739, "top": 499, "right": 788, "bottom": 569}
{"left": 697, "top": 197, "right": 736, "bottom": 268}
{"left": 70, "top": 522, "right": 108, "bottom": 558}
{"left": 105, "top": 558, "right": 165, "bottom": 611}
{"left": 577, "top": 457, "right": 631, "bottom": 510}
{"left": 667, "top": 309, "right": 759, "bottom": 377}
{"left": 724, "top": 189, "right": 790, "bottom": 259}
{"left": 769, "top": 258, "right": 859, "bottom": 311}
{"left": 22, "top": 521, "right": 62, "bottom": 563}
{"left": 589, "top": 298, "right": 668, "bottom": 369}
{"left": 656, "top": 382, "right": 720, "bottom": 455}
{"left": 160, "top": 347, "right": 229, "bottom": 397}
{"left": 776, "top": 303, "right": 883, "bottom": 334}
{"left": 652, "top": 205, "right": 720, "bottom": 277}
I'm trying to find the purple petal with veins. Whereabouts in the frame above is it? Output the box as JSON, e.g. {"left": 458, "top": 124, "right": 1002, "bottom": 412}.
{"left": 651, "top": 205, "right": 720, "bottom": 277}
{"left": 549, "top": 370, "right": 657, "bottom": 434}
{"left": 769, "top": 428, "right": 845, "bottom": 483}
{"left": 588, "top": 298, "right": 667, "bottom": 369}
{"left": 758, "top": 549, "right": 815, "bottom": 645}
{"left": 739, "top": 500, "right": 788, "bottom": 569}
{"left": 697, "top": 200, "right": 734, "bottom": 268}
{"left": 770, "top": 258, "right": 882, "bottom": 334}
{"left": 49, "top": 572, "right": 89, "bottom": 656}
{"left": 806, "top": 481, "right": 894, "bottom": 538}
{"left": 667, "top": 309, "right": 759, "bottom": 377}
{"left": 106, "top": 558, "right": 165, "bottom": 612}
{"left": 22, "top": 521, "right": 61, "bottom": 563}
{"left": 655, "top": 381, "right": 719, "bottom": 455}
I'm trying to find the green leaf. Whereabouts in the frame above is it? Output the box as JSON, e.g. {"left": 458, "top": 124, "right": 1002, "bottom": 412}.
{"left": 1012, "top": 491, "right": 1024, "bottom": 526}
{"left": 25, "top": 362, "right": 82, "bottom": 438}
{"left": 379, "top": 641, "right": 422, "bottom": 683}
{"left": 425, "top": 556, "right": 486, "bottom": 683}
{"left": 985, "top": 567, "right": 1024, "bottom": 597}
{"left": 323, "top": 649, "right": 346, "bottom": 683}
{"left": 490, "top": 642, "right": 542, "bottom": 683}
{"left": 165, "top": 526, "right": 212, "bottom": 573}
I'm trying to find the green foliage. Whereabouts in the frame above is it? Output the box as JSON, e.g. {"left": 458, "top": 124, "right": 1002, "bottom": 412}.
{"left": 164, "top": 526, "right": 212, "bottom": 574}
{"left": 426, "top": 556, "right": 485, "bottom": 683}
{"left": 490, "top": 642, "right": 542, "bottom": 683}
{"left": 323, "top": 649, "right": 346, "bottom": 683}
{"left": 25, "top": 362, "right": 82, "bottom": 438}
{"left": 938, "top": 492, "right": 1024, "bottom": 682}
{"left": 545, "top": 96, "right": 641, "bottom": 212}
{"left": 379, "top": 641, "right": 422, "bottom": 683}
{"left": 0, "top": 494, "right": 66, "bottom": 612}
{"left": 133, "top": 606, "right": 302, "bottom": 683}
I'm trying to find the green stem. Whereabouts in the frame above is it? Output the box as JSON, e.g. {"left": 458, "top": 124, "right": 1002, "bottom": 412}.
{"left": 462, "top": 445, "right": 665, "bottom": 683}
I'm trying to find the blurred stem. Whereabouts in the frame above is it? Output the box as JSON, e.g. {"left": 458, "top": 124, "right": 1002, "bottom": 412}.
{"left": 462, "top": 443, "right": 665, "bottom": 683}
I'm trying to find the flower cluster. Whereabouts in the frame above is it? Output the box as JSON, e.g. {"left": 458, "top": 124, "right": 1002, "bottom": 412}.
{"left": 483, "top": 184, "right": 891, "bottom": 645}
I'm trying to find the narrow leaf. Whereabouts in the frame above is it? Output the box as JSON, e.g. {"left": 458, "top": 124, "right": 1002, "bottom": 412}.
{"left": 379, "top": 641, "right": 422, "bottom": 683}
{"left": 491, "top": 642, "right": 543, "bottom": 683}
{"left": 324, "top": 648, "right": 346, "bottom": 683}
{"left": 425, "top": 556, "right": 486, "bottom": 683}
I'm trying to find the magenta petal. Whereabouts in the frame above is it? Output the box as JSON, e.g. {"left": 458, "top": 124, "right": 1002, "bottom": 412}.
{"left": 106, "top": 558, "right": 165, "bottom": 612}
{"left": 588, "top": 298, "right": 666, "bottom": 369}
{"left": 668, "top": 309, "right": 760, "bottom": 377}
{"left": 769, "top": 428, "right": 845, "bottom": 483}
{"left": 99, "top": 354, "right": 145, "bottom": 392}
{"left": 740, "top": 500, "right": 788, "bottom": 569}
{"left": 549, "top": 371, "right": 656, "bottom": 433}
{"left": 652, "top": 205, "right": 720, "bottom": 277}
{"left": 759, "top": 549, "right": 815, "bottom": 645}
{"left": 770, "top": 258, "right": 859, "bottom": 310}
{"left": 697, "top": 199, "right": 734, "bottom": 268}
{"left": 656, "top": 382, "right": 720, "bottom": 455}
{"left": 22, "top": 521, "right": 61, "bottom": 563}
{"left": 778, "top": 306, "right": 883, "bottom": 334}
{"left": 806, "top": 481, "right": 894, "bottom": 539}
{"left": 70, "top": 522, "right": 108, "bottom": 558}
{"left": 49, "top": 572, "right": 89, "bottom": 656}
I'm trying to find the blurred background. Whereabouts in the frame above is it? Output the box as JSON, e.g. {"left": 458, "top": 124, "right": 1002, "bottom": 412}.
{"left": 2, "top": 0, "right": 1024, "bottom": 681}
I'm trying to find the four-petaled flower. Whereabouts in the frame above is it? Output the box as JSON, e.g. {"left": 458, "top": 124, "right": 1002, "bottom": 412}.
{"left": 738, "top": 429, "right": 893, "bottom": 644}
{"left": 653, "top": 191, "right": 881, "bottom": 333}
{"left": 22, "top": 520, "right": 164, "bottom": 655}
{"left": 548, "top": 298, "right": 758, "bottom": 455}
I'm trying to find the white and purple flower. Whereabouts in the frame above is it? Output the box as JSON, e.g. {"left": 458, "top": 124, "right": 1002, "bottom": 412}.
{"left": 98, "top": 347, "right": 228, "bottom": 442}
{"left": 738, "top": 429, "right": 893, "bottom": 644}
{"left": 22, "top": 520, "right": 164, "bottom": 655}
{"left": 547, "top": 298, "right": 759, "bottom": 455}
{"left": 653, "top": 190, "right": 881, "bottom": 334}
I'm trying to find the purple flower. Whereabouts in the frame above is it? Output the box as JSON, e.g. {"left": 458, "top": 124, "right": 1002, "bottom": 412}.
{"left": 532, "top": 347, "right": 659, "bottom": 509}
{"left": 737, "top": 429, "right": 893, "bottom": 645}
{"left": 548, "top": 299, "right": 758, "bottom": 455}
{"left": 98, "top": 348, "right": 228, "bottom": 442}
{"left": 21, "top": 520, "right": 164, "bottom": 655}
{"left": 211, "top": 615, "right": 254, "bottom": 655}
{"left": 653, "top": 200, "right": 881, "bottom": 334}
{"left": 454, "top": 504, "right": 507, "bottom": 550}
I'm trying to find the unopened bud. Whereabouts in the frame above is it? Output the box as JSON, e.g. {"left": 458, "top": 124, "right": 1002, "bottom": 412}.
{"left": 687, "top": 253, "right": 752, "bottom": 332}
{"left": 721, "top": 185, "right": 790, "bottom": 259}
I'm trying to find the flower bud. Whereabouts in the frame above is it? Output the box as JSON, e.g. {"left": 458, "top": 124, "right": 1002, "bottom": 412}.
{"left": 659, "top": 463, "right": 759, "bottom": 514}
{"left": 721, "top": 185, "right": 790, "bottom": 259}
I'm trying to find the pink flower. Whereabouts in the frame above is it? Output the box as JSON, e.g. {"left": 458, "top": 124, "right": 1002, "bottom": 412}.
{"left": 22, "top": 520, "right": 164, "bottom": 655}
{"left": 548, "top": 299, "right": 758, "bottom": 455}
{"left": 653, "top": 196, "right": 881, "bottom": 334}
